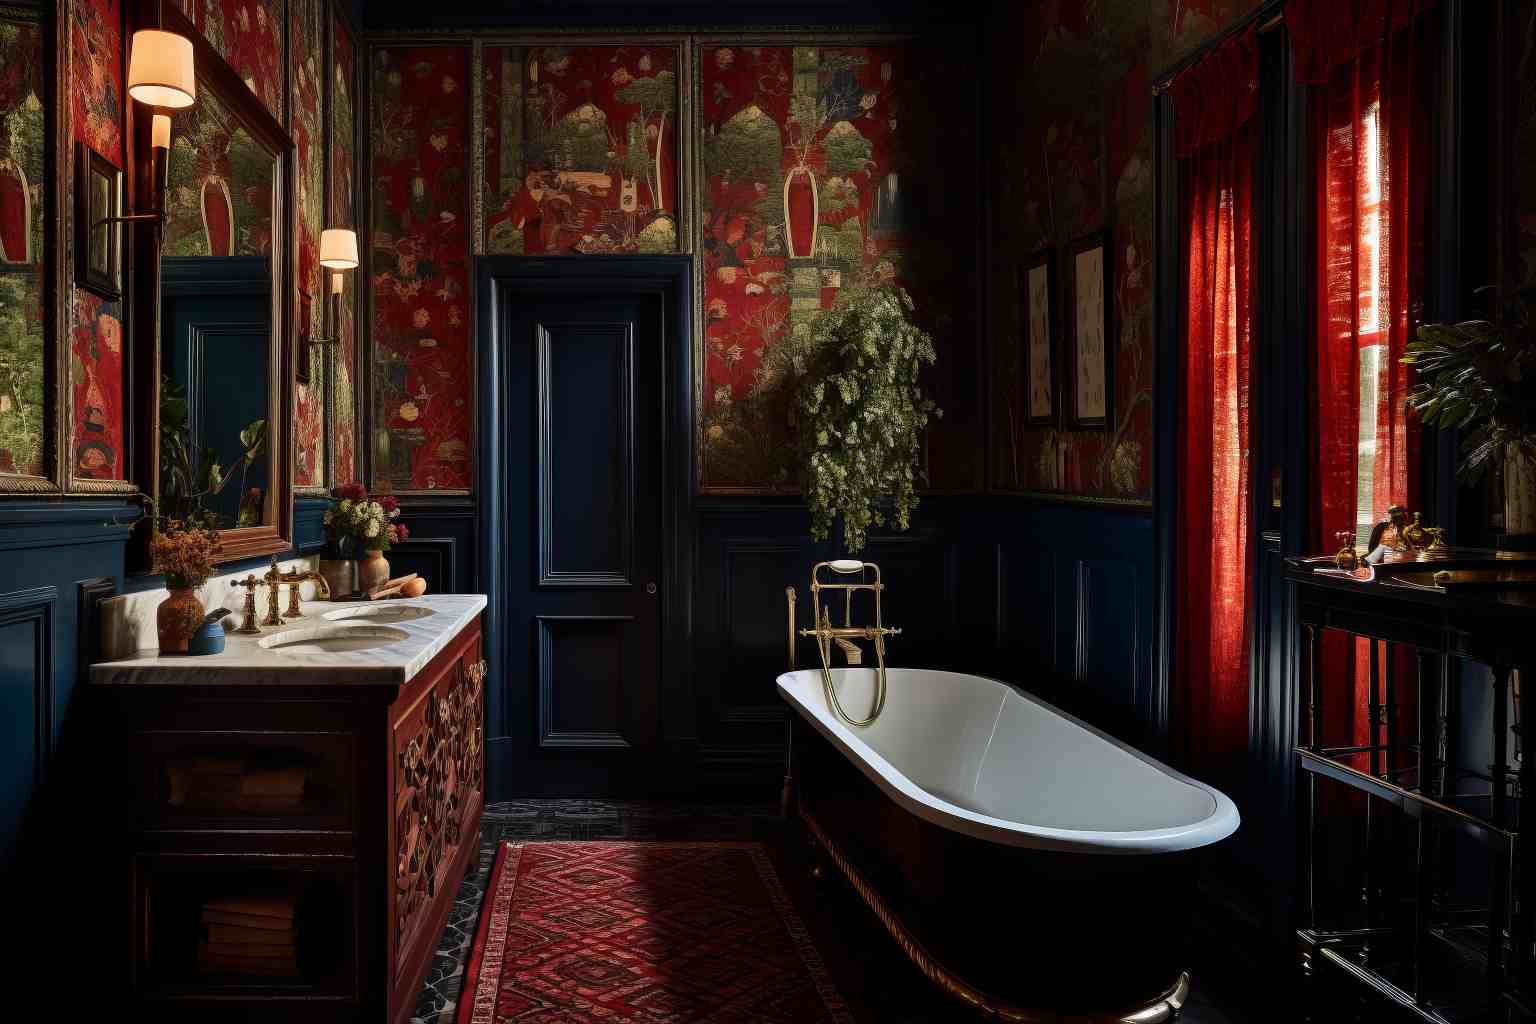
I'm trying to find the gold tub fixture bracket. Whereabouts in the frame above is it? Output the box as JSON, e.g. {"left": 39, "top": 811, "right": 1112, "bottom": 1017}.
{"left": 788, "top": 559, "right": 900, "bottom": 727}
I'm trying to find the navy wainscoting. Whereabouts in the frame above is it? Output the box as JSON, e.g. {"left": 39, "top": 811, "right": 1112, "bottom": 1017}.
{"left": 0, "top": 501, "right": 134, "bottom": 872}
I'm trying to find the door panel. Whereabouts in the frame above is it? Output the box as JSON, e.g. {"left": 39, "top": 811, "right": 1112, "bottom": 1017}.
{"left": 501, "top": 291, "right": 664, "bottom": 792}
{"left": 537, "top": 322, "right": 634, "bottom": 587}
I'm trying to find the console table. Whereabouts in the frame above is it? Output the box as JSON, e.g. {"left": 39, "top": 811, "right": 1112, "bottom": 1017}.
{"left": 1289, "top": 555, "right": 1536, "bottom": 1021}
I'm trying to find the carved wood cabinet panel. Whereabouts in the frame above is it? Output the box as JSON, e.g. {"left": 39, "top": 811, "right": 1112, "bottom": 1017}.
{"left": 392, "top": 648, "right": 485, "bottom": 970}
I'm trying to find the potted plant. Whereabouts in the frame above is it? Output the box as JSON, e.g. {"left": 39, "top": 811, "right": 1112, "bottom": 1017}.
{"left": 323, "top": 484, "right": 409, "bottom": 595}
{"left": 149, "top": 517, "right": 220, "bottom": 653}
{"left": 159, "top": 376, "right": 268, "bottom": 527}
{"left": 787, "top": 285, "right": 940, "bottom": 553}
{"left": 1404, "top": 287, "right": 1536, "bottom": 548}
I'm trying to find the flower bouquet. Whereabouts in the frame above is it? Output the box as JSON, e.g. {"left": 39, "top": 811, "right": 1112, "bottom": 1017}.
{"left": 323, "top": 485, "right": 410, "bottom": 595}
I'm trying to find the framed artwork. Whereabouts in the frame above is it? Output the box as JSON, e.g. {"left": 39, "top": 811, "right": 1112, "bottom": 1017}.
{"left": 75, "top": 143, "right": 122, "bottom": 300}
{"left": 1067, "top": 231, "right": 1111, "bottom": 430}
{"left": 1019, "top": 249, "right": 1056, "bottom": 426}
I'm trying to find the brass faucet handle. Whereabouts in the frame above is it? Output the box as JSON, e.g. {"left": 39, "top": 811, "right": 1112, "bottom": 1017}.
{"left": 285, "top": 580, "right": 305, "bottom": 618}
{"left": 232, "top": 575, "right": 263, "bottom": 634}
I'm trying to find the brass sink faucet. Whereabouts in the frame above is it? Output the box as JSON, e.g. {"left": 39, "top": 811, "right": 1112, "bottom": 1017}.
{"left": 281, "top": 566, "right": 332, "bottom": 618}
{"left": 260, "top": 556, "right": 286, "bottom": 627}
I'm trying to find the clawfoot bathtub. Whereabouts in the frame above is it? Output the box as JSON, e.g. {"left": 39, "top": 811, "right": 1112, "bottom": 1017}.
{"left": 778, "top": 667, "right": 1239, "bottom": 1022}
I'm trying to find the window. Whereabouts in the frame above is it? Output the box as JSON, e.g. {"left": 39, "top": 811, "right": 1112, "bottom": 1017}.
{"left": 1351, "top": 101, "right": 1389, "bottom": 550}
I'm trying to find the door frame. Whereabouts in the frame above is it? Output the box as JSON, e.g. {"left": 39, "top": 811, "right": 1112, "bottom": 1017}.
{"left": 475, "top": 255, "right": 695, "bottom": 798}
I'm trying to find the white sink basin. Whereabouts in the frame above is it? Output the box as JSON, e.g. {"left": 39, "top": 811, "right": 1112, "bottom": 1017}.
{"left": 258, "top": 624, "right": 410, "bottom": 655}
{"left": 321, "top": 604, "right": 436, "bottom": 624}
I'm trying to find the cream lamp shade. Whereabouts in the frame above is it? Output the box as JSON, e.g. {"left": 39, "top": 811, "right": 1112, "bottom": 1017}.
{"left": 150, "top": 113, "right": 172, "bottom": 150}
{"left": 319, "top": 228, "right": 360, "bottom": 270}
{"left": 128, "top": 30, "right": 196, "bottom": 109}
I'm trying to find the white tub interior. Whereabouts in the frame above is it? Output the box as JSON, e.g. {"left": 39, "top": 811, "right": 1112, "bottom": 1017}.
{"left": 779, "top": 667, "right": 1239, "bottom": 854}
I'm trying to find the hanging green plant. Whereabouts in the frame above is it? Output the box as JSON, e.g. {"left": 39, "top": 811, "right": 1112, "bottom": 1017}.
{"left": 788, "top": 286, "right": 940, "bottom": 553}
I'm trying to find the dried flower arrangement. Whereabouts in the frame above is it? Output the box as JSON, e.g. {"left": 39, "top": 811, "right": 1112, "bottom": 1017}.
{"left": 323, "top": 483, "right": 410, "bottom": 556}
{"left": 150, "top": 518, "right": 221, "bottom": 590}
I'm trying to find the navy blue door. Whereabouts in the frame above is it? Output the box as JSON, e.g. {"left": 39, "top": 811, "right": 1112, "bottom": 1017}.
{"left": 500, "top": 290, "right": 665, "bottom": 792}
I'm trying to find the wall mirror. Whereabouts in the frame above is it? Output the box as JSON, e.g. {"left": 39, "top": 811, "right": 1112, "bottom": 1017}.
{"left": 131, "top": 3, "right": 294, "bottom": 562}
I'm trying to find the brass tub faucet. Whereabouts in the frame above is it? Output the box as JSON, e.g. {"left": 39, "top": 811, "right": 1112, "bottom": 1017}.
{"left": 786, "top": 559, "right": 900, "bottom": 727}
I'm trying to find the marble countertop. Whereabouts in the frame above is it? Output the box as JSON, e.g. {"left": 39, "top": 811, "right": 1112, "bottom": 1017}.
{"left": 89, "top": 593, "right": 487, "bottom": 687}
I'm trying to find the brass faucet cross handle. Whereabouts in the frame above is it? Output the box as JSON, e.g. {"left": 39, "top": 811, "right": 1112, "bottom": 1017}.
{"left": 232, "top": 576, "right": 263, "bottom": 634}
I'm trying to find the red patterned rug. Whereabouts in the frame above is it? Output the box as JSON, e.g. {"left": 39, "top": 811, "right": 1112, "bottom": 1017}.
{"left": 456, "top": 841, "right": 852, "bottom": 1023}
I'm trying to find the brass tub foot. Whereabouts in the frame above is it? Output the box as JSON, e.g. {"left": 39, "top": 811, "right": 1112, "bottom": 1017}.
{"left": 799, "top": 802, "right": 1190, "bottom": 1023}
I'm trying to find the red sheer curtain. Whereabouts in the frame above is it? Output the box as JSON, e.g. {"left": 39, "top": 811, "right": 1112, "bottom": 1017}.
{"left": 1290, "top": 0, "right": 1436, "bottom": 755}
{"left": 1171, "top": 28, "right": 1259, "bottom": 766}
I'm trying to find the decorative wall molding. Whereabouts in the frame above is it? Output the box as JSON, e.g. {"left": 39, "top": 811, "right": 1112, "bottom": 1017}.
{"left": 0, "top": 585, "right": 58, "bottom": 790}
{"left": 535, "top": 614, "right": 634, "bottom": 749}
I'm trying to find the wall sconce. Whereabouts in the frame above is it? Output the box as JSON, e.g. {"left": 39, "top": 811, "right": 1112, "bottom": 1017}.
{"left": 82, "top": 28, "right": 196, "bottom": 263}
{"left": 309, "top": 227, "right": 359, "bottom": 353}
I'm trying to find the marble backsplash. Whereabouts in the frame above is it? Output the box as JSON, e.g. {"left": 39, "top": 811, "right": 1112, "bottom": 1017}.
{"left": 99, "top": 555, "right": 324, "bottom": 660}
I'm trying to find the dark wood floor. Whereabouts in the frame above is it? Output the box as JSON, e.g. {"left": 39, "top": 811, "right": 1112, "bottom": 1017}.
{"left": 410, "top": 800, "right": 1258, "bottom": 1024}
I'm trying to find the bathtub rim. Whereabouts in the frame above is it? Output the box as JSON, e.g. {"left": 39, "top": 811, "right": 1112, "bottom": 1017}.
{"left": 778, "top": 666, "right": 1240, "bottom": 855}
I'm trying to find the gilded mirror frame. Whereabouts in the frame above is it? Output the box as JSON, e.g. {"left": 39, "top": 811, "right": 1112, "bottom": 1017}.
{"left": 128, "top": 1, "right": 296, "bottom": 562}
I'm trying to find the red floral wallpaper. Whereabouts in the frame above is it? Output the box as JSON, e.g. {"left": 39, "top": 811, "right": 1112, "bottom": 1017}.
{"left": 291, "top": 0, "right": 324, "bottom": 487}
{"left": 986, "top": 0, "right": 1265, "bottom": 501}
{"left": 172, "top": 0, "right": 284, "bottom": 121}
{"left": 331, "top": 13, "right": 358, "bottom": 487}
{"left": 697, "top": 45, "right": 902, "bottom": 489}
{"left": 71, "top": 290, "right": 125, "bottom": 481}
{"left": 0, "top": 15, "right": 47, "bottom": 479}
{"left": 370, "top": 45, "right": 473, "bottom": 492}
{"left": 70, "top": 0, "right": 126, "bottom": 483}
{"left": 483, "top": 44, "right": 678, "bottom": 255}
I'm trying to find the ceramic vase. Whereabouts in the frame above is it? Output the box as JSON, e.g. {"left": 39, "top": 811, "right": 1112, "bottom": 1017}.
{"left": 158, "top": 587, "right": 205, "bottom": 654}
{"left": 318, "top": 558, "right": 357, "bottom": 599}
{"left": 358, "top": 548, "right": 390, "bottom": 593}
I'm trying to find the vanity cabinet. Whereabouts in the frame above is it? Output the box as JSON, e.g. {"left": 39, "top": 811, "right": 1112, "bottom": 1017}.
{"left": 97, "top": 614, "right": 484, "bottom": 1024}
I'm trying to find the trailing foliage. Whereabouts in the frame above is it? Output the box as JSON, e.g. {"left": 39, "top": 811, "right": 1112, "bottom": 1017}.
{"left": 788, "top": 286, "right": 939, "bottom": 552}
{"left": 1404, "top": 287, "right": 1536, "bottom": 482}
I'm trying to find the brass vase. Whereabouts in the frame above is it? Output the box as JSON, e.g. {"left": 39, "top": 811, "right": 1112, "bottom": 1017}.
{"left": 318, "top": 558, "right": 357, "bottom": 599}
{"left": 358, "top": 548, "right": 389, "bottom": 593}
{"left": 157, "top": 587, "right": 205, "bottom": 654}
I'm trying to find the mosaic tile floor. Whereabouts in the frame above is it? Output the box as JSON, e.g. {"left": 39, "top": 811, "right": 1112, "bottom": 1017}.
{"left": 410, "top": 800, "right": 1252, "bottom": 1024}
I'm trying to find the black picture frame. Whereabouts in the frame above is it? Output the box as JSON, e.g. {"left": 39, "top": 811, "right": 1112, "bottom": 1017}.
{"left": 1018, "top": 248, "right": 1057, "bottom": 426}
{"left": 74, "top": 142, "right": 121, "bottom": 300}
{"left": 1066, "top": 230, "right": 1112, "bottom": 430}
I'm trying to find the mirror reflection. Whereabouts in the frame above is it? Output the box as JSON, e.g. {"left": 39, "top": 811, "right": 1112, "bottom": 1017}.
{"left": 159, "top": 82, "right": 274, "bottom": 527}
{"left": 0, "top": 9, "right": 46, "bottom": 480}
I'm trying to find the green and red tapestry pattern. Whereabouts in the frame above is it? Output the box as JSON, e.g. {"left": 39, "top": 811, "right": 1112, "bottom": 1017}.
{"left": 162, "top": 83, "right": 274, "bottom": 257}
{"left": 697, "top": 43, "right": 918, "bottom": 490}
{"left": 70, "top": 0, "right": 125, "bottom": 482}
{"left": 371, "top": 45, "right": 473, "bottom": 492}
{"left": 331, "top": 13, "right": 358, "bottom": 486}
{"left": 483, "top": 44, "right": 678, "bottom": 255}
{"left": 291, "top": 0, "right": 324, "bottom": 487}
{"left": 986, "top": 0, "right": 1265, "bottom": 501}
{"left": 0, "top": 15, "right": 47, "bottom": 477}
{"left": 171, "top": 0, "right": 284, "bottom": 121}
